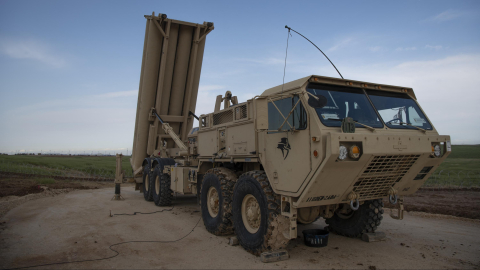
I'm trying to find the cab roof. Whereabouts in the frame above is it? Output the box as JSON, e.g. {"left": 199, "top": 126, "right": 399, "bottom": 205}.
{"left": 261, "top": 75, "right": 416, "bottom": 100}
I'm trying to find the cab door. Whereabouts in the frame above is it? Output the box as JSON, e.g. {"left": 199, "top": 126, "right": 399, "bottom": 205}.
{"left": 263, "top": 95, "right": 311, "bottom": 193}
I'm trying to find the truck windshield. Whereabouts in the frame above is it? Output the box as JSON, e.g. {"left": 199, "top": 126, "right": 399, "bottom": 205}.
{"left": 366, "top": 90, "right": 433, "bottom": 130}
{"left": 307, "top": 84, "right": 383, "bottom": 128}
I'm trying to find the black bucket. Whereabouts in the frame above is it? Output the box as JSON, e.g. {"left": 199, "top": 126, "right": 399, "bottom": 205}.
{"left": 302, "top": 229, "right": 329, "bottom": 247}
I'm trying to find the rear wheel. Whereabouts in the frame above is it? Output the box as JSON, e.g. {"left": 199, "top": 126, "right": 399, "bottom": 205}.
{"left": 142, "top": 162, "right": 153, "bottom": 201}
{"left": 232, "top": 171, "right": 290, "bottom": 256}
{"left": 200, "top": 168, "right": 237, "bottom": 236}
{"left": 325, "top": 199, "right": 384, "bottom": 237}
{"left": 152, "top": 158, "right": 175, "bottom": 206}
{"left": 154, "top": 173, "right": 173, "bottom": 206}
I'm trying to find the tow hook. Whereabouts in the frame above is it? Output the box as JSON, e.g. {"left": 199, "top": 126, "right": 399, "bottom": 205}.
{"left": 388, "top": 187, "right": 398, "bottom": 205}
{"left": 390, "top": 196, "right": 404, "bottom": 220}
{"left": 389, "top": 194, "right": 398, "bottom": 205}
{"left": 350, "top": 199, "right": 359, "bottom": 211}
{"left": 348, "top": 192, "right": 360, "bottom": 211}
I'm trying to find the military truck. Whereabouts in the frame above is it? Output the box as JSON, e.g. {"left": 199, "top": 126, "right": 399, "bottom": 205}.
{"left": 129, "top": 13, "right": 451, "bottom": 255}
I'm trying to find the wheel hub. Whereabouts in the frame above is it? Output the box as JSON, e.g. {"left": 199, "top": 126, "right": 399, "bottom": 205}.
{"left": 207, "top": 186, "right": 219, "bottom": 218}
{"left": 242, "top": 194, "right": 260, "bottom": 234}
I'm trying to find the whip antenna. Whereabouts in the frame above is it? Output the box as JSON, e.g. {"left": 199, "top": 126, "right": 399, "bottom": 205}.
{"left": 285, "top": 25, "right": 344, "bottom": 79}
{"left": 281, "top": 28, "right": 292, "bottom": 93}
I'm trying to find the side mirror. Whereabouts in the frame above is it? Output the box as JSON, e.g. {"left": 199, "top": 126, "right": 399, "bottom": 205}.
{"left": 308, "top": 94, "right": 328, "bottom": 109}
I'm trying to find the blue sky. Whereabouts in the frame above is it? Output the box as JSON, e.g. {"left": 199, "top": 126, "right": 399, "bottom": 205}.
{"left": 0, "top": 0, "right": 479, "bottom": 154}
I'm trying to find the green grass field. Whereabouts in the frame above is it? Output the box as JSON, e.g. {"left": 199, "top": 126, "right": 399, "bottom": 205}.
{"left": 0, "top": 145, "right": 478, "bottom": 187}
{"left": 442, "top": 145, "right": 480, "bottom": 159}
{"left": 0, "top": 155, "right": 132, "bottom": 178}
{"left": 435, "top": 145, "right": 480, "bottom": 172}
{"left": 422, "top": 145, "right": 479, "bottom": 187}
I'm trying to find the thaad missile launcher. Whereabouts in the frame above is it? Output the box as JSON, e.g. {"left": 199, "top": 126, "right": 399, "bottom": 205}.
{"left": 128, "top": 12, "right": 451, "bottom": 255}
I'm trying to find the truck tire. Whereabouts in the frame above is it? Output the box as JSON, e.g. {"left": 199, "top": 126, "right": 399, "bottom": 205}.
{"left": 152, "top": 158, "right": 175, "bottom": 206}
{"left": 232, "top": 171, "right": 290, "bottom": 256}
{"left": 142, "top": 162, "right": 153, "bottom": 201}
{"left": 200, "top": 168, "right": 237, "bottom": 236}
{"left": 325, "top": 199, "right": 384, "bottom": 238}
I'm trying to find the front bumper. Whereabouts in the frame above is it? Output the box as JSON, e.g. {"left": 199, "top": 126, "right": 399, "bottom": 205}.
{"left": 294, "top": 133, "right": 451, "bottom": 208}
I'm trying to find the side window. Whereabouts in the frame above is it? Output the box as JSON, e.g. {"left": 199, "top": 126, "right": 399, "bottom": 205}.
{"left": 268, "top": 96, "right": 307, "bottom": 132}
{"left": 201, "top": 116, "right": 208, "bottom": 127}
{"left": 408, "top": 106, "right": 426, "bottom": 126}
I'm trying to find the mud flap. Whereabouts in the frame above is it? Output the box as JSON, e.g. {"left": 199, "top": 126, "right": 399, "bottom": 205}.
{"left": 280, "top": 196, "right": 298, "bottom": 239}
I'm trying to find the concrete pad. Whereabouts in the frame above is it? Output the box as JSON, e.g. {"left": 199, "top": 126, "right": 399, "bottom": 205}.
{"left": 362, "top": 232, "right": 387, "bottom": 242}
{"left": 261, "top": 250, "right": 289, "bottom": 263}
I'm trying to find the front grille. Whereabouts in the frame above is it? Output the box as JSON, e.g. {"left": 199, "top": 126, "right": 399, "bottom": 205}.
{"left": 213, "top": 110, "right": 233, "bottom": 125}
{"left": 353, "top": 155, "right": 420, "bottom": 200}
{"left": 414, "top": 166, "right": 433, "bottom": 180}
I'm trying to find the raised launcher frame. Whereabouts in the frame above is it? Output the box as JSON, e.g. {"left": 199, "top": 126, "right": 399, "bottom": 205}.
{"left": 130, "top": 12, "right": 213, "bottom": 179}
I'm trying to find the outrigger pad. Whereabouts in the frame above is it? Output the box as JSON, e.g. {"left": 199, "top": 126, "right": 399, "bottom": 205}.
{"left": 228, "top": 236, "right": 239, "bottom": 246}
{"left": 260, "top": 250, "right": 289, "bottom": 263}
{"left": 361, "top": 232, "right": 386, "bottom": 242}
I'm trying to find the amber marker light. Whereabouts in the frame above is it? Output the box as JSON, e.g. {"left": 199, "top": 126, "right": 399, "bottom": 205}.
{"left": 432, "top": 144, "right": 441, "bottom": 157}
{"left": 349, "top": 145, "right": 360, "bottom": 159}
{"left": 312, "top": 137, "right": 316, "bottom": 142}
{"left": 313, "top": 150, "right": 318, "bottom": 157}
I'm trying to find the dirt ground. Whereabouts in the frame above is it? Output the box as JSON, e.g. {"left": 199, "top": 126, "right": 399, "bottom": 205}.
{"left": 0, "top": 177, "right": 118, "bottom": 219}
{"left": 0, "top": 177, "right": 109, "bottom": 198}
{"left": 1, "top": 186, "right": 479, "bottom": 269}
{"left": 3, "top": 176, "right": 479, "bottom": 220}
{"left": 385, "top": 189, "right": 480, "bottom": 220}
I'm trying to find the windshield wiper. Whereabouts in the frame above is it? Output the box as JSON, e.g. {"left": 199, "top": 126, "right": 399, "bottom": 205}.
{"left": 386, "top": 119, "right": 427, "bottom": 133}
{"left": 398, "top": 122, "right": 427, "bottom": 133}
{"left": 327, "top": 118, "right": 376, "bottom": 132}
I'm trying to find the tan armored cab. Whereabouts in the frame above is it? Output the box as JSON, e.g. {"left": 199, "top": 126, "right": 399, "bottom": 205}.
{"left": 129, "top": 13, "right": 450, "bottom": 257}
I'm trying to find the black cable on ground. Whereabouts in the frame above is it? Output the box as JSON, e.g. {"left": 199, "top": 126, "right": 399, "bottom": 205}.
{"left": 111, "top": 205, "right": 174, "bottom": 216}
{"left": 7, "top": 209, "right": 202, "bottom": 270}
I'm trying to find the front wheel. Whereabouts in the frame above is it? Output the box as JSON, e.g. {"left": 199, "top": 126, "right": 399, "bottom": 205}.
{"left": 232, "top": 171, "right": 290, "bottom": 256}
{"left": 325, "top": 199, "right": 384, "bottom": 237}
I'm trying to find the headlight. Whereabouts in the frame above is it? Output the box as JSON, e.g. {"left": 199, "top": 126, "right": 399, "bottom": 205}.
{"left": 349, "top": 145, "right": 360, "bottom": 159}
{"left": 338, "top": 145, "right": 348, "bottom": 161}
{"left": 434, "top": 144, "right": 441, "bottom": 157}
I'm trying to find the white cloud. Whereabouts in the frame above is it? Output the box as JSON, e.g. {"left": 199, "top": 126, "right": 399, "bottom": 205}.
{"left": 425, "top": 45, "right": 443, "bottom": 50}
{"left": 199, "top": 85, "right": 226, "bottom": 92}
{"left": 0, "top": 38, "right": 66, "bottom": 67}
{"left": 426, "top": 10, "right": 464, "bottom": 22}
{"left": 369, "top": 46, "right": 382, "bottom": 52}
{"left": 0, "top": 89, "right": 138, "bottom": 153}
{"left": 343, "top": 54, "right": 480, "bottom": 144}
{"left": 234, "top": 57, "right": 286, "bottom": 65}
{"left": 95, "top": 90, "right": 138, "bottom": 98}
{"left": 328, "top": 37, "right": 354, "bottom": 52}
{"left": 396, "top": 47, "right": 417, "bottom": 51}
